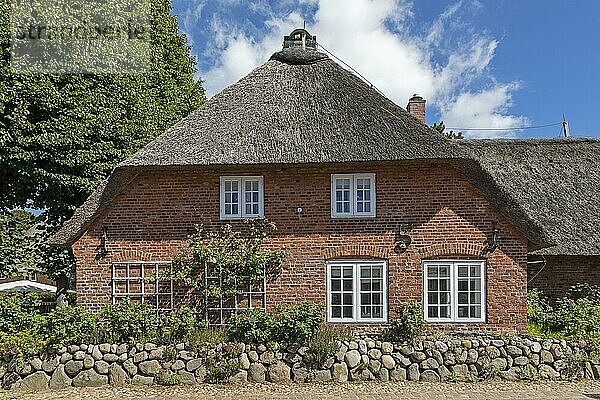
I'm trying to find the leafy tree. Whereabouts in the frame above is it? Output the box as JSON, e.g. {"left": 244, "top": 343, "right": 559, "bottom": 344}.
{"left": 0, "top": 210, "right": 37, "bottom": 278}
{"left": 432, "top": 121, "right": 464, "bottom": 140}
{"left": 0, "top": 210, "right": 74, "bottom": 301}
{"left": 1, "top": 0, "right": 205, "bottom": 221}
{"left": 0, "top": 0, "right": 206, "bottom": 296}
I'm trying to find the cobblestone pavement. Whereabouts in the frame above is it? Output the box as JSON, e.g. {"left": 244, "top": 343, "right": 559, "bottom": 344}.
{"left": 3, "top": 381, "right": 600, "bottom": 400}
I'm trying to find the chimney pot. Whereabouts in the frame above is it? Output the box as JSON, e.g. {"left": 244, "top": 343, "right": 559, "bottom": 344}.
{"left": 407, "top": 94, "right": 426, "bottom": 124}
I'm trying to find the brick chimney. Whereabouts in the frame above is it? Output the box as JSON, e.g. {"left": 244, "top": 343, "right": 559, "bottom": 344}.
{"left": 406, "top": 94, "right": 426, "bottom": 124}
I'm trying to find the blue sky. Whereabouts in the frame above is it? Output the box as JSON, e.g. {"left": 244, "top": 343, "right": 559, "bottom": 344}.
{"left": 172, "top": 0, "right": 600, "bottom": 139}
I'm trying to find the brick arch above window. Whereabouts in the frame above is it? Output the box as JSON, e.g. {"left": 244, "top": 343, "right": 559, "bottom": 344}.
{"left": 418, "top": 243, "right": 486, "bottom": 259}
{"left": 110, "top": 250, "right": 156, "bottom": 263}
{"left": 324, "top": 244, "right": 391, "bottom": 260}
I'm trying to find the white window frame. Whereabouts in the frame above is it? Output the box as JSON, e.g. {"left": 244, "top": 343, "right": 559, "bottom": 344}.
{"left": 326, "top": 260, "right": 388, "bottom": 323}
{"left": 219, "top": 176, "right": 264, "bottom": 220}
{"left": 423, "top": 260, "right": 486, "bottom": 323}
{"left": 330, "top": 173, "right": 376, "bottom": 218}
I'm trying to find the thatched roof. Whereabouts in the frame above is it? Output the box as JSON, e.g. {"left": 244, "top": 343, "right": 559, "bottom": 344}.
{"left": 460, "top": 138, "right": 600, "bottom": 256}
{"left": 48, "top": 49, "right": 554, "bottom": 250}
{"left": 121, "top": 49, "right": 464, "bottom": 167}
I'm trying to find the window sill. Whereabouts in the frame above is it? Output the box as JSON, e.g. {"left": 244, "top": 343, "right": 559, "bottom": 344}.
{"left": 328, "top": 319, "right": 388, "bottom": 324}
{"left": 220, "top": 215, "right": 264, "bottom": 220}
{"left": 425, "top": 319, "right": 486, "bottom": 324}
{"left": 331, "top": 214, "right": 377, "bottom": 219}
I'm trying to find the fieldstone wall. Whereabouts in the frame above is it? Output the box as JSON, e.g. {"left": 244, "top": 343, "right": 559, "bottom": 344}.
{"left": 2, "top": 336, "right": 599, "bottom": 391}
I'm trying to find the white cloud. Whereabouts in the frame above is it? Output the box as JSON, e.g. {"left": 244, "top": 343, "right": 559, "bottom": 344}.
{"left": 441, "top": 84, "right": 529, "bottom": 138}
{"left": 201, "top": 11, "right": 305, "bottom": 95}
{"left": 194, "top": 0, "right": 528, "bottom": 138}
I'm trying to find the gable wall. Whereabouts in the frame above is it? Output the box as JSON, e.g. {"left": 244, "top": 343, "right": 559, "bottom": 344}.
{"left": 73, "top": 162, "right": 529, "bottom": 333}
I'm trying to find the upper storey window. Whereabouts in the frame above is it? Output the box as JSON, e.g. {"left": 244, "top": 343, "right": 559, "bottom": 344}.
{"left": 220, "top": 176, "right": 264, "bottom": 219}
{"left": 331, "top": 173, "right": 376, "bottom": 218}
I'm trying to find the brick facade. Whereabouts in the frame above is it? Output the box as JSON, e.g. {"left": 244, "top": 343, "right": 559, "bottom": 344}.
{"left": 72, "top": 161, "right": 529, "bottom": 333}
{"left": 528, "top": 255, "right": 600, "bottom": 300}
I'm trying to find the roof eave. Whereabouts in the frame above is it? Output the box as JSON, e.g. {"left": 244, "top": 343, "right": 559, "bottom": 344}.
{"left": 46, "top": 167, "right": 141, "bottom": 248}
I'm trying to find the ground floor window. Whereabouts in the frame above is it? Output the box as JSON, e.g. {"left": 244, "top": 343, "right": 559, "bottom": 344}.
{"left": 111, "top": 262, "right": 173, "bottom": 311}
{"left": 326, "top": 260, "right": 387, "bottom": 323}
{"left": 423, "top": 260, "right": 486, "bottom": 323}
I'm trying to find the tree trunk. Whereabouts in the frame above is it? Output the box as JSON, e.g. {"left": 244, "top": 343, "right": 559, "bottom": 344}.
{"left": 55, "top": 274, "right": 70, "bottom": 307}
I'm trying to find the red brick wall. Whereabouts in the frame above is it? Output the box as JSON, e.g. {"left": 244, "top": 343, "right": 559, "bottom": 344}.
{"left": 528, "top": 255, "right": 600, "bottom": 300}
{"left": 72, "top": 162, "right": 529, "bottom": 332}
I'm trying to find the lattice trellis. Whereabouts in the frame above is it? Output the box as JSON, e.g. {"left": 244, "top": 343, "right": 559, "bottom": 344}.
{"left": 203, "top": 262, "right": 266, "bottom": 327}
{"left": 111, "top": 262, "right": 174, "bottom": 312}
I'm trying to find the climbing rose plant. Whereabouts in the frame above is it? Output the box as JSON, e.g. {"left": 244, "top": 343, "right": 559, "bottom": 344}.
{"left": 172, "top": 219, "right": 286, "bottom": 298}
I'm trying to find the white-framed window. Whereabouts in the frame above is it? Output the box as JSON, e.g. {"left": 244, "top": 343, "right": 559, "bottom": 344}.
{"left": 220, "top": 176, "right": 264, "bottom": 219}
{"left": 423, "top": 260, "right": 486, "bottom": 323}
{"left": 326, "top": 260, "right": 387, "bottom": 323}
{"left": 331, "top": 173, "right": 376, "bottom": 218}
{"left": 26, "top": 271, "right": 37, "bottom": 281}
{"left": 111, "top": 262, "right": 174, "bottom": 311}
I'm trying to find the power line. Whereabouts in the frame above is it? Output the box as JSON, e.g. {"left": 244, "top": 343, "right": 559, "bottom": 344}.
{"left": 446, "top": 122, "right": 563, "bottom": 131}
{"left": 315, "top": 44, "right": 568, "bottom": 135}
{"left": 317, "top": 42, "right": 386, "bottom": 97}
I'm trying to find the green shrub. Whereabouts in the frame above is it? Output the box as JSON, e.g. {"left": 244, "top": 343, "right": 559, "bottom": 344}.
{"left": 545, "top": 297, "right": 600, "bottom": 338}
{"left": 518, "top": 366, "right": 540, "bottom": 382}
{"left": 526, "top": 289, "right": 549, "bottom": 325}
{"left": 0, "top": 330, "right": 46, "bottom": 365}
{"left": 568, "top": 283, "right": 600, "bottom": 303}
{"left": 97, "top": 299, "right": 158, "bottom": 344}
{"left": 385, "top": 301, "right": 425, "bottom": 342}
{"left": 188, "top": 327, "right": 229, "bottom": 348}
{"left": 527, "top": 287, "right": 600, "bottom": 355}
{"left": 481, "top": 362, "right": 501, "bottom": 380}
{"left": 530, "top": 291, "right": 600, "bottom": 341}
{"left": 561, "top": 352, "right": 589, "bottom": 381}
{"left": 43, "top": 306, "right": 98, "bottom": 348}
{"left": 228, "top": 302, "right": 324, "bottom": 344}
{"left": 162, "top": 345, "right": 178, "bottom": 362}
{"left": 273, "top": 302, "right": 324, "bottom": 343}
{"left": 0, "top": 292, "right": 44, "bottom": 335}
{"left": 205, "top": 351, "right": 240, "bottom": 383}
{"left": 228, "top": 308, "right": 274, "bottom": 343}
{"left": 157, "top": 308, "right": 202, "bottom": 344}
{"left": 304, "top": 325, "right": 351, "bottom": 369}
{"left": 526, "top": 289, "right": 553, "bottom": 338}
{"left": 157, "top": 371, "right": 185, "bottom": 386}
{"left": 0, "top": 293, "right": 47, "bottom": 365}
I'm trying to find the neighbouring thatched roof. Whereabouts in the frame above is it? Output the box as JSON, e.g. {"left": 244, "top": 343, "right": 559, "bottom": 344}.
{"left": 460, "top": 138, "right": 600, "bottom": 256}
{"left": 48, "top": 49, "right": 554, "bottom": 250}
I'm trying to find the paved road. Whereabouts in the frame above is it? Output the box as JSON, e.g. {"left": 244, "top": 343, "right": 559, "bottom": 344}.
{"left": 3, "top": 381, "right": 600, "bottom": 400}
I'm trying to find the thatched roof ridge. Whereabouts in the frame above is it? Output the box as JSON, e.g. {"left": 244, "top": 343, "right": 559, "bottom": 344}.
{"left": 120, "top": 49, "right": 464, "bottom": 168}
{"left": 459, "top": 138, "right": 600, "bottom": 255}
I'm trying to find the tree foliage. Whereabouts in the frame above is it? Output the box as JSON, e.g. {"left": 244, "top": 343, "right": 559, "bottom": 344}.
{"left": 0, "top": 210, "right": 37, "bottom": 277}
{"left": 0, "top": 209, "right": 75, "bottom": 280}
{"left": 0, "top": 0, "right": 205, "bottom": 283}
{"left": 432, "top": 121, "right": 464, "bottom": 140}
{"left": 0, "top": 0, "right": 205, "bottom": 223}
